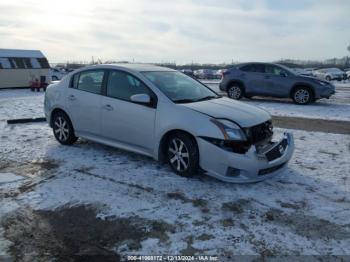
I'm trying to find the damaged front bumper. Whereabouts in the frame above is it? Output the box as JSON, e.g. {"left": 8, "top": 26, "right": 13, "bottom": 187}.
{"left": 197, "top": 132, "right": 294, "bottom": 183}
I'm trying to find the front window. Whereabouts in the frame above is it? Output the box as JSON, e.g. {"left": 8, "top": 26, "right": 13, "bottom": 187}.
{"left": 328, "top": 68, "right": 343, "bottom": 73}
{"left": 143, "top": 71, "right": 220, "bottom": 103}
{"left": 107, "top": 70, "right": 153, "bottom": 101}
{"left": 265, "top": 65, "right": 287, "bottom": 76}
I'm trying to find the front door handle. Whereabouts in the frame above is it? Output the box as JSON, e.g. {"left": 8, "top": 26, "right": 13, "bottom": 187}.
{"left": 68, "top": 95, "right": 76, "bottom": 101}
{"left": 103, "top": 104, "right": 114, "bottom": 111}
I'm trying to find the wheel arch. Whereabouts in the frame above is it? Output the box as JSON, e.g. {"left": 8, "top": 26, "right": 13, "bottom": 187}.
{"left": 157, "top": 129, "right": 198, "bottom": 163}
{"left": 226, "top": 79, "right": 246, "bottom": 91}
{"left": 290, "top": 83, "right": 315, "bottom": 98}
{"left": 50, "top": 108, "right": 73, "bottom": 128}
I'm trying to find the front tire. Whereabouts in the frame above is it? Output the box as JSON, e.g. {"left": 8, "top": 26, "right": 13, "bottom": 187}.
{"left": 292, "top": 87, "right": 313, "bottom": 105}
{"left": 167, "top": 133, "right": 199, "bottom": 177}
{"left": 52, "top": 112, "right": 78, "bottom": 145}
{"left": 227, "top": 84, "right": 244, "bottom": 100}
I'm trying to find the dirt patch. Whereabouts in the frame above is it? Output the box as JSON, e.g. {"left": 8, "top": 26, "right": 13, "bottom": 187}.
{"left": 196, "top": 233, "right": 214, "bottom": 241}
{"left": 263, "top": 208, "right": 350, "bottom": 240}
{"left": 180, "top": 236, "right": 202, "bottom": 256}
{"left": 221, "top": 218, "right": 235, "bottom": 227}
{"left": 166, "top": 192, "right": 209, "bottom": 212}
{"left": 221, "top": 199, "right": 251, "bottom": 214}
{"left": 2, "top": 204, "right": 175, "bottom": 261}
{"left": 272, "top": 116, "right": 350, "bottom": 134}
{"left": 0, "top": 159, "right": 59, "bottom": 197}
{"left": 277, "top": 200, "right": 307, "bottom": 210}
{"left": 0, "top": 159, "right": 59, "bottom": 176}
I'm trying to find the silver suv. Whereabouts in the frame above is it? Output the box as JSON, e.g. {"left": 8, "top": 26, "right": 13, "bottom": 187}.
{"left": 220, "top": 62, "right": 335, "bottom": 104}
{"left": 44, "top": 64, "right": 294, "bottom": 183}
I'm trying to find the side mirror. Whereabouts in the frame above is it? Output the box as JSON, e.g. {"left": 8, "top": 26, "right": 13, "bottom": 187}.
{"left": 130, "top": 94, "right": 151, "bottom": 104}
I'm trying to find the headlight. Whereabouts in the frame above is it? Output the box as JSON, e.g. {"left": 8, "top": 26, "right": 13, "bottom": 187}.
{"left": 314, "top": 79, "right": 329, "bottom": 86}
{"left": 210, "top": 118, "right": 247, "bottom": 141}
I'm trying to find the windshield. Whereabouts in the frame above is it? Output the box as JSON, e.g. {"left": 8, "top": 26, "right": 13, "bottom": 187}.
{"left": 328, "top": 68, "right": 343, "bottom": 73}
{"left": 143, "top": 71, "right": 220, "bottom": 103}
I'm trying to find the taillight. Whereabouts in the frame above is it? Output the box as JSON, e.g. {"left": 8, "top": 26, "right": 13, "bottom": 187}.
{"left": 221, "top": 70, "right": 229, "bottom": 78}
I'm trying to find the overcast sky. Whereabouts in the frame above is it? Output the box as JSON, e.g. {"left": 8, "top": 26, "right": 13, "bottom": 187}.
{"left": 0, "top": 0, "right": 349, "bottom": 64}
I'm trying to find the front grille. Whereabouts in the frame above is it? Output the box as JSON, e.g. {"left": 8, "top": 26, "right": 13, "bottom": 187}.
{"left": 246, "top": 120, "right": 273, "bottom": 144}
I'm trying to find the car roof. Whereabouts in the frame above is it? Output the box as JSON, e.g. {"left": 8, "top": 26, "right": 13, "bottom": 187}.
{"left": 236, "top": 62, "right": 284, "bottom": 67}
{"left": 79, "top": 63, "right": 176, "bottom": 72}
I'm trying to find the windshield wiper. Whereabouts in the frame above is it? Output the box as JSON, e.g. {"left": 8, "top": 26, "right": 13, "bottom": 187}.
{"left": 195, "top": 95, "right": 219, "bottom": 102}
{"left": 173, "top": 99, "right": 196, "bottom": 104}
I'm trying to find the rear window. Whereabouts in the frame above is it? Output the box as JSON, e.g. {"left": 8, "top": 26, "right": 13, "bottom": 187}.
{"left": 77, "top": 70, "right": 105, "bottom": 94}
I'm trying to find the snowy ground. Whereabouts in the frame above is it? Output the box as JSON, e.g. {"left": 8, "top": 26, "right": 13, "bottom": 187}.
{"left": 0, "top": 89, "right": 350, "bottom": 260}
{"left": 203, "top": 80, "right": 350, "bottom": 121}
{"left": 1, "top": 83, "right": 350, "bottom": 123}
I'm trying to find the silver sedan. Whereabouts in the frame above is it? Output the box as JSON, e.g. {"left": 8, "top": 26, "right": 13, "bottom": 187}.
{"left": 44, "top": 64, "right": 294, "bottom": 183}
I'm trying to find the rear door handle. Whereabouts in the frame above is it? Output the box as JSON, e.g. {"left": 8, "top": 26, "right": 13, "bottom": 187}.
{"left": 103, "top": 104, "right": 114, "bottom": 111}
{"left": 68, "top": 95, "right": 76, "bottom": 101}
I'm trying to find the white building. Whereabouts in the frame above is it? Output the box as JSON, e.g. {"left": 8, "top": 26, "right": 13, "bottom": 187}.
{"left": 0, "top": 49, "right": 50, "bottom": 88}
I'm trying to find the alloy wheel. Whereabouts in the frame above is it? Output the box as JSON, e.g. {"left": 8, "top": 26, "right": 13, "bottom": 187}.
{"left": 54, "top": 116, "right": 69, "bottom": 142}
{"left": 294, "top": 89, "right": 310, "bottom": 104}
{"left": 228, "top": 86, "right": 242, "bottom": 99}
{"left": 168, "top": 138, "right": 190, "bottom": 172}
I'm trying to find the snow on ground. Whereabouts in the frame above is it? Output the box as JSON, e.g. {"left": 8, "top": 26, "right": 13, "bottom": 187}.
{"left": 0, "top": 89, "right": 350, "bottom": 259}
{"left": 1, "top": 121, "right": 350, "bottom": 257}
{"left": 202, "top": 81, "right": 350, "bottom": 121}
{"left": 0, "top": 89, "right": 44, "bottom": 122}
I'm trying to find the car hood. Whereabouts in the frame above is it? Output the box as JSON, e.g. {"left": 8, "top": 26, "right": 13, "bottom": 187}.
{"left": 181, "top": 97, "right": 271, "bottom": 128}
{"left": 297, "top": 75, "right": 332, "bottom": 83}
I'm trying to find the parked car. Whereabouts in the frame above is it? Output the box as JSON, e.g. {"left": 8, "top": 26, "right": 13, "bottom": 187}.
{"left": 215, "top": 69, "right": 226, "bottom": 79}
{"left": 44, "top": 64, "right": 294, "bottom": 183}
{"left": 344, "top": 69, "right": 350, "bottom": 79}
{"left": 194, "top": 69, "right": 216, "bottom": 79}
{"left": 291, "top": 68, "right": 313, "bottom": 77}
{"left": 313, "top": 68, "right": 347, "bottom": 81}
{"left": 49, "top": 68, "right": 67, "bottom": 81}
{"left": 180, "top": 69, "right": 194, "bottom": 77}
{"left": 219, "top": 62, "right": 335, "bottom": 105}
{"left": 304, "top": 68, "right": 318, "bottom": 77}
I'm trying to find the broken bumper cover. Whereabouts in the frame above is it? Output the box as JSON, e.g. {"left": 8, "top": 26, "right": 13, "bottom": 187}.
{"left": 197, "top": 132, "right": 294, "bottom": 183}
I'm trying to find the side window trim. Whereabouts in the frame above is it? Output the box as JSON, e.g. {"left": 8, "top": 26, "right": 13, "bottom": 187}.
{"left": 104, "top": 69, "right": 158, "bottom": 108}
{"left": 70, "top": 72, "right": 80, "bottom": 88}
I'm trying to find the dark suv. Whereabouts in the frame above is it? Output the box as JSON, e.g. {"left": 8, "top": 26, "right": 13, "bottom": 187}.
{"left": 219, "top": 62, "right": 335, "bottom": 105}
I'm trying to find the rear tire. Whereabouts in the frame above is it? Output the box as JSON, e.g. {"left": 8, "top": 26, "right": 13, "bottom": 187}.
{"left": 166, "top": 133, "right": 199, "bottom": 177}
{"left": 52, "top": 112, "right": 78, "bottom": 145}
{"left": 292, "top": 87, "right": 313, "bottom": 105}
{"left": 227, "top": 84, "right": 244, "bottom": 100}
